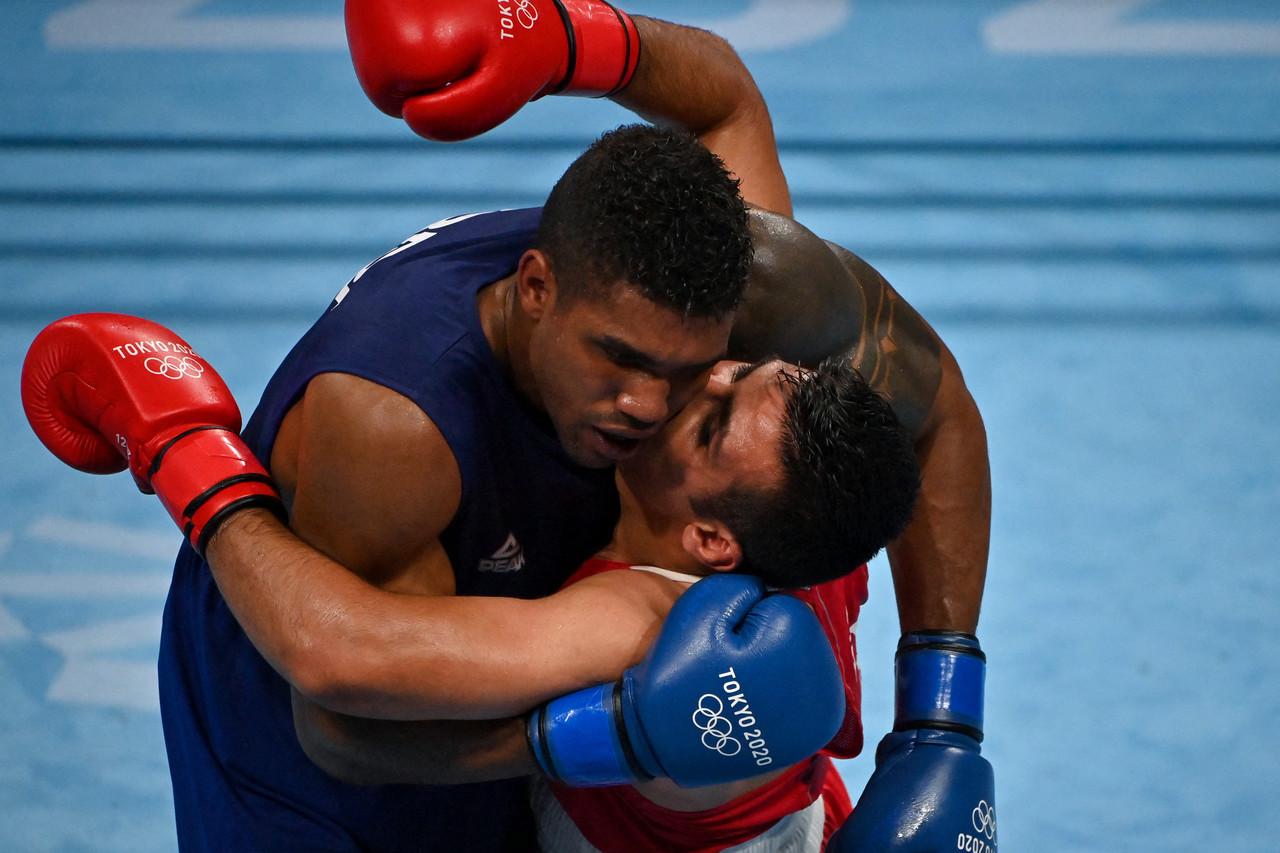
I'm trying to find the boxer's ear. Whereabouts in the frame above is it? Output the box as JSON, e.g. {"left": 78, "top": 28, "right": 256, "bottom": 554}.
{"left": 515, "top": 249, "right": 555, "bottom": 320}
{"left": 681, "top": 520, "right": 742, "bottom": 572}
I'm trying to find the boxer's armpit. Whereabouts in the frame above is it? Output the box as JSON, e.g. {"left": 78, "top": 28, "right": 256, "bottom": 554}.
{"left": 291, "top": 688, "right": 537, "bottom": 786}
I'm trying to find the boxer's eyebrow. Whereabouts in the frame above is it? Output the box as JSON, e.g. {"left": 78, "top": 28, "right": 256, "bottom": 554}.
{"left": 730, "top": 359, "right": 768, "bottom": 384}
{"left": 597, "top": 335, "right": 720, "bottom": 376}
{"left": 714, "top": 358, "right": 771, "bottom": 454}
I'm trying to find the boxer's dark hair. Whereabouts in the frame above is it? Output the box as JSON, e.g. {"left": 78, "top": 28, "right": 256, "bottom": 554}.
{"left": 536, "top": 124, "right": 751, "bottom": 319}
{"left": 693, "top": 358, "right": 921, "bottom": 587}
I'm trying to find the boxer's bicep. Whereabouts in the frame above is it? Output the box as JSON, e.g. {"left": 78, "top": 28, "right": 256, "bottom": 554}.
{"left": 199, "top": 373, "right": 459, "bottom": 714}
{"left": 731, "top": 211, "right": 947, "bottom": 435}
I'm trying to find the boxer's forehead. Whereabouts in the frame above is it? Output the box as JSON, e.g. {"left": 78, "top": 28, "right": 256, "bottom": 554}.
{"left": 696, "top": 358, "right": 793, "bottom": 491}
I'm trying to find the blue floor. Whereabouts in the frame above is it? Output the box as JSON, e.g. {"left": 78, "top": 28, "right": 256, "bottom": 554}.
{"left": 2, "top": 2, "right": 1279, "bottom": 850}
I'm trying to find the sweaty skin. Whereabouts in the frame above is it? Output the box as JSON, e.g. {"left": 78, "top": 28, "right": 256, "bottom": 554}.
{"left": 733, "top": 210, "right": 990, "bottom": 632}
{"left": 201, "top": 13, "right": 989, "bottom": 781}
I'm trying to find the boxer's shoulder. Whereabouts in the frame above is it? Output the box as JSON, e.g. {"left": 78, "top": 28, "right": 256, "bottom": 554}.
{"left": 272, "top": 371, "right": 461, "bottom": 588}
{"left": 733, "top": 209, "right": 861, "bottom": 364}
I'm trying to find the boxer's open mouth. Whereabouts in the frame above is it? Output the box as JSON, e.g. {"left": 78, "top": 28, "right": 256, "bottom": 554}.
{"left": 591, "top": 427, "right": 641, "bottom": 460}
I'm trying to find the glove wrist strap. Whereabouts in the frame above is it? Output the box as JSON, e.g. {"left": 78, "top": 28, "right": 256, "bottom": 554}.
{"left": 552, "top": 0, "right": 641, "bottom": 97}
{"left": 894, "top": 631, "right": 985, "bottom": 742}
{"left": 528, "top": 681, "right": 651, "bottom": 786}
{"left": 148, "top": 427, "right": 285, "bottom": 556}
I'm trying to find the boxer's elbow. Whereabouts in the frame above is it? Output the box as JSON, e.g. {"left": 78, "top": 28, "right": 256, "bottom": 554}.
{"left": 283, "top": 623, "right": 378, "bottom": 717}
{"left": 288, "top": 649, "right": 393, "bottom": 719}
{"left": 297, "top": 728, "right": 372, "bottom": 786}
{"left": 292, "top": 694, "right": 378, "bottom": 786}
{"left": 286, "top": 633, "right": 455, "bottom": 720}
{"left": 271, "top": 596, "right": 396, "bottom": 714}
{"left": 288, "top": 658, "right": 350, "bottom": 716}
{"left": 292, "top": 692, "right": 496, "bottom": 787}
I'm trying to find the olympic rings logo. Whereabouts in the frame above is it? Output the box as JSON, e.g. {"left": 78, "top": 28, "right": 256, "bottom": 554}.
{"left": 144, "top": 355, "right": 204, "bottom": 381}
{"left": 513, "top": 0, "right": 538, "bottom": 29}
{"left": 972, "top": 799, "right": 996, "bottom": 841}
{"left": 691, "top": 694, "right": 741, "bottom": 756}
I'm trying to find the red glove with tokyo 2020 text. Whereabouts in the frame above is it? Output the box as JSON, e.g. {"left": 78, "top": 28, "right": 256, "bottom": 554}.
{"left": 21, "top": 313, "right": 283, "bottom": 555}
{"left": 346, "top": 0, "right": 641, "bottom": 141}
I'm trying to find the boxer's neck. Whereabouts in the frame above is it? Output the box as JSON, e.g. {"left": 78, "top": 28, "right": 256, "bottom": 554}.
{"left": 477, "top": 274, "right": 513, "bottom": 366}
{"left": 478, "top": 274, "right": 542, "bottom": 408}
{"left": 597, "top": 470, "right": 714, "bottom": 577}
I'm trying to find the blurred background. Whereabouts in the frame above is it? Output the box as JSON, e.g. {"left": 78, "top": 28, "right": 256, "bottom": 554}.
{"left": 2, "top": 1, "right": 1278, "bottom": 850}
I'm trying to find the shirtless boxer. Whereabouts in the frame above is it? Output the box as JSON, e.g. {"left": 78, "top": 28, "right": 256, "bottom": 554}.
{"left": 23, "top": 3, "right": 993, "bottom": 850}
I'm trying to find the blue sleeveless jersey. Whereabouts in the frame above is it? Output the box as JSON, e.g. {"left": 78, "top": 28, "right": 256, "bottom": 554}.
{"left": 158, "top": 208, "right": 619, "bottom": 851}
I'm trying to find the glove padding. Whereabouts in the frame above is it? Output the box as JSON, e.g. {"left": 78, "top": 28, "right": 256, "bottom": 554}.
{"left": 528, "top": 574, "right": 845, "bottom": 787}
{"left": 346, "top": 0, "right": 641, "bottom": 141}
{"left": 829, "top": 729, "right": 996, "bottom": 852}
{"left": 22, "top": 313, "right": 283, "bottom": 554}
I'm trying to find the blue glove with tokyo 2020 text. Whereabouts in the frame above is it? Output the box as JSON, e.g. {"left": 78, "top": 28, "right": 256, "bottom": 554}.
{"left": 527, "top": 574, "right": 845, "bottom": 788}
{"left": 829, "top": 632, "right": 997, "bottom": 852}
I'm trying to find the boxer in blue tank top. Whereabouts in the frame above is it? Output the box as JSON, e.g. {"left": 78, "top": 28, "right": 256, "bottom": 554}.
{"left": 159, "top": 207, "right": 617, "bottom": 850}
{"left": 159, "top": 125, "right": 755, "bottom": 851}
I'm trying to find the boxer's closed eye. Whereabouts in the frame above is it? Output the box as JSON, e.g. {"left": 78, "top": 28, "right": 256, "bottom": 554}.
{"left": 697, "top": 412, "right": 714, "bottom": 447}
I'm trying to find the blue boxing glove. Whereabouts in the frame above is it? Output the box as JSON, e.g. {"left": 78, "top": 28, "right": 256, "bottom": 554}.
{"left": 527, "top": 574, "right": 845, "bottom": 787}
{"left": 829, "top": 632, "right": 996, "bottom": 852}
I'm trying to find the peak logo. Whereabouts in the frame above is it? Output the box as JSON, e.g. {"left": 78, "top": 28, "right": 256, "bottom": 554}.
{"left": 479, "top": 533, "right": 525, "bottom": 573}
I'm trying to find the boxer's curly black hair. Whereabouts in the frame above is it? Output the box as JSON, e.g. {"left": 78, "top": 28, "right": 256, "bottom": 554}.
{"left": 693, "top": 357, "right": 921, "bottom": 588}
{"left": 536, "top": 124, "right": 751, "bottom": 319}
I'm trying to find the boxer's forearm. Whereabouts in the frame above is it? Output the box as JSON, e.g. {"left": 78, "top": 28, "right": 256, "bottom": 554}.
{"left": 205, "top": 510, "right": 653, "bottom": 721}
{"left": 292, "top": 689, "right": 537, "bottom": 785}
{"left": 886, "top": 350, "right": 991, "bottom": 633}
{"left": 616, "top": 17, "right": 791, "bottom": 215}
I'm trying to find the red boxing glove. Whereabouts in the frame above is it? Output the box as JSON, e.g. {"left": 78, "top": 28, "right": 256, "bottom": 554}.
{"left": 346, "top": 0, "right": 641, "bottom": 141}
{"left": 21, "top": 313, "right": 283, "bottom": 555}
